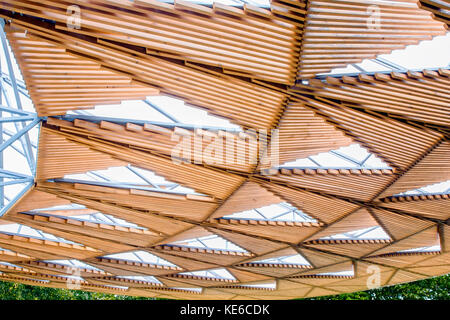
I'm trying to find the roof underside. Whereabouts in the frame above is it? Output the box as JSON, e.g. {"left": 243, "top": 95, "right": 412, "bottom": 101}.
{"left": 0, "top": 0, "right": 449, "bottom": 300}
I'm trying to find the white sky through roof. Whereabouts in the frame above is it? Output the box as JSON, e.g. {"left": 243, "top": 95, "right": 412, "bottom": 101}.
{"left": 222, "top": 202, "right": 317, "bottom": 222}
{"left": 43, "top": 259, "right": 103, "bottom": 271}
{"left": 319, "top": 226, "right": 391, "bottom": 240}
{"left": 64, "top": 165, "right": 198, "bottom": 195}
{"left": 396, "top": 179, "right": 450, "bottom": 196}
{"left": 0, "top": 223, "right": 83, "bottom": 245}
{"left": 281, "top": 144, "right": 391, "bottom": 169}
{"left": 171, "top": 234, "right": 248, "bottom": 252}
{"left": 322, "top": 33, "right": 450, "bottom": 76}
{"left": 253, "top": 254, "right": 311, "bottom": 266}
{"left": 104, "top": 250, "right": 177, "bottom": 267}
{"left": 180, "top": 268, "right": 236, "bottom": 280}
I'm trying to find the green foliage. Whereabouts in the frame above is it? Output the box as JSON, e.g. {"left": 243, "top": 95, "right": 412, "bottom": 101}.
{"left": 305, "top": 274, "right": 450, "bottom": 300}
{"left": 0, "top": 281, "right": 155, "bottom": 300}
{"left": 0, "top": 274, "right": 448, "bottom": 300}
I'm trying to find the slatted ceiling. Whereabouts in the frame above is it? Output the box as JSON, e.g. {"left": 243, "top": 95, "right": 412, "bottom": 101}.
{"left": 152, "top": 246, "right": 251, "bottom": 266}
{"left": 0, "top": 234, "right": 99, "bottom": 261}
{"left": 327, "top": 271, "right": 395, "bottom": 288}
{"left": 36, "top": 181, "right": 218, "bottom": 222}
{"left": 304, "top": 70, "right": 450, "bottom": 127}
{"left": 3, "top": 214, "right": 138, "bottom": 254}
{"left": 145, "top": 249, "right": 219, "bottom": 272}
{"left": 378, "top": 141, "right": 450, "bottom": 198}
{"left": 0, "top": 263, "right": 34, "bottom": 275}
{"left": 227, "top": 268, "right": 273, "bottom": 283}
{"left": 418, "top": 0, "right": 450, "bottom": 26}
{"left": 37, "top": 127, "right": 125, "bottom": 180}
{"left": 18, "top": 261, "right": 111, "bottom": 278}
{"left": 6, "top": 189, "right": 71, "bottom": 216}
{"left": 304, "top": 241, "right": 391, "bottom": 259}
{"left": 387, "top": 269, "right": 427, "bottom": 285}
{"left": 261, "top": 101, "right": 353, "bottom": 168}
{"left": 4, "top": 0, "right": 302, "bottom": 84}
{"left": 0, "top": 249, "right": 33, "bottom": 262}
{"left": 290, "top": 260, "right": 354, "bottom": 277}
{"left": 234, "top": 266, "right": 310, "bottom": 278}
{"left": 287, "top": 276, "right": 349, "bottom": 287}
{"left": 91, "top": 258, "right": 182, "bottom": 276}
{"left": 406, "top": 264, "right": 450, "bottom": 277}
{"left": 0, "top": 2, "right": 448, "bottom": 300}
{"left": 364, "top": 251, "right": 440, "bottom": 268}
{"left": 443, "top": 224, "right": 450, "bottom": 252}
{"left": 298, "top": 0, "right": 447, "bottom": 79}
{"left": 157, "top": 226, "right": 213, "bottom": 246}
{"left": 244, "top": 247, "right": 298, "bottom": 264}
{"left": 208, "top": 181, "right": 282, "bottom": 220}
{"left": 305, "top": 208, "right": 380, "bottom": 241}
{"left": 7, "top": 20, "right": 287, "bottom": 130}
{"left": 208, "top": 228, "right": 288, "bottom": 256}
{"left": 407, "top": 251, "right": 450, "bottom": 268}
{"left": 47, "top": 117, "right": 256, "bottom": 173}
{"left": 303, "top": 287, "right": 341, "bottom": 298}
{"left": 212, "top": 219, "right": 321, "bottom": 244}
{"left": 84, "top": 261, "right": 171, "bottom": 277}
{"left": 43, "top": 126, "right": 245, "bottom": 200}
{"left": 86, "top": 277, "right": 161, "bottom": 289}
{"left": 298, "top": 97, "right": 444, "bottom": 171}
{"left": 370, "top": 208, "right": 436, "bottom": 240}
{"left": 261, "top": 182, "right": 360, "bottom": 224}
{"left": 35, "top": 185, "right": 194, "bottom": 236}
{"left": 265, "top": 167, "right": 395, "bottom": 201}
{"left": 6, "top": 29, "right": 159, "bottom": 116}
{"left": 371, "top": 226, "right": 440, "bottom": 256}
{"left": 296, "top": 248, "right": 350, "bottom": 268}
{"left": 163, "top": 274, "right": 238, "bottom": 287}
{"left": 378, "top": 195, "right": 450, "bottom": 221}
{"left": 11, "top": 211, "right": 163, "bottom": 248}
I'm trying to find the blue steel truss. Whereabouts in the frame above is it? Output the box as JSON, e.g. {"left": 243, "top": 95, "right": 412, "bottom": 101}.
{"left": 0, "top": 20, "right": 40, "bottom": 217}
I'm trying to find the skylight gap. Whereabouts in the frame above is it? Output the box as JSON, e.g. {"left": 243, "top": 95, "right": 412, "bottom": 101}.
{"left": 279, "top": 144, "right": 391, "bottom": 170}
{"left": 315, "top": 33, "right": 450, "bottom": 79}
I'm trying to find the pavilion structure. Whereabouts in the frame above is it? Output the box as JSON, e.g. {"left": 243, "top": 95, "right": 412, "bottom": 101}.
{"left": 0, "top": 0, "right": 449, "bottom": 299}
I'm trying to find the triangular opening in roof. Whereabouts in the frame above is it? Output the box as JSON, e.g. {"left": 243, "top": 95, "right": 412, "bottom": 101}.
{"left": 102, "top": 250, "right": 178, "bottom": 268}
{"left": 42, "top": 259, "right": 104, "bottom": 272}
{"left": 395, "top": 179, "right": 450, "bottom": 197}
{"left": 0, "top": 223, "right": 84, "bottom": 245}
{"left": 115, "top": 275, "right": 162, "bottom": 285}
{"left": 252, "top": 253, "right": 312, "bottom": 267}
{"left": 237, "top": 281, "right": 277, "bottom": 290}
{"left": 158, "top": 0, "right": 271, "bottom": 7}
{"left": 0, "top": 261, "right": 29, "bottom": 271}
{"left": 221, "top": 202, "right": 318, "bottom": 223}
{"left": 279, "top": 143, "right": 391, "bottom": 170}
{"left": 317, "top": 269, "right": 355, "bottom": 277}
{"left": 318, "top": 226, "right": 391, "bottom": 241}
{"left": 398, "top": 244, "right": 441, "bottom": 254}
{"left": 315, "top": 33, "right": 450, "bottom": 78}
{"left": 62, "top": 165, "right": 203, "bottom": 195}
{"left": 28, "top": 204, "right": 148, "bottom": 231}
{"left": 169, "top": 234, "right": 249, "bottom": 253}
{"left": 66, "top": 95, "right": 240, "bottom": 130}
{"left": 179, "top": 268, "right": 236, "bottom": 281}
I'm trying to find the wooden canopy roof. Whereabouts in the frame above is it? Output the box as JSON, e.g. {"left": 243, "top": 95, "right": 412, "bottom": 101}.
{"left": 0, "top": 0, "right": 449, "bottom": 299}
